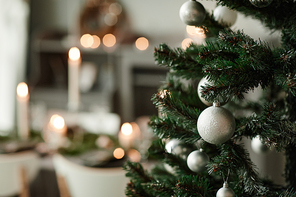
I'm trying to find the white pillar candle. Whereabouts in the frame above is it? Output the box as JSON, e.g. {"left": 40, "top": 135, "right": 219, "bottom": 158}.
{"left": 44, "top": 114, "right": 67, "bottom": 150}
{"left": 68, "top": 47, "right": 81, "bottom": 111}
{"left": 118, "top": 122, "right": 134, "bottom": 150}
{"left": 16, "top": 82, "right": 29, "bottom": 140}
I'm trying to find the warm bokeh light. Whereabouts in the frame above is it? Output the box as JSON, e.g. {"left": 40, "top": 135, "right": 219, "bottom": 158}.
{"left": 104, "top": 13, "right": 118, "bottom": 26}
{"left": 16, "top": 82, "right": 28, "bottom": 97}
{"left": 68, "top": 47, "right": 81, "bottom": 61}
{"left": 135, "top": 37, "right": 149, "bottom": 51}
{"left": 109, "top": 3, "right": 122, "bottom": 15}
{"left": 113, "top": 147, "right": 125, "bottom": 159}
{"left": 121, "top": 122, "right": 133, "bottom": 136}
{"left": 181, "top": 38, "right": 193, "bottom": 50}
{"left": 127, "top": 149, "right": 141, "bottom": 162}
{"left": 195, "top": 27, "right": 206, "bottom": 38}
{"left": 50, "top": 114, "right": 65, "bottom": 130}
{"left": 186, "top": 25, "right": 196, "bottom": 36}
{"left": 80, "top": 34, "right": 93, "bottom": 48}
{"left": 103, "top": 34, "right": 116, "bottom": 47}
{"left": 91, "top": 35, "right": 101, "bottom": 48}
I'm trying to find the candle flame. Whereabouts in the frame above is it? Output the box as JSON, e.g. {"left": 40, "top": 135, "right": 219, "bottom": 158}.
{"left": 50, "top": 114, "right": 65, "bottom": 130}
{"left": 103, "top": 34, "right": 116, "bottom": 47}
{"left": 121, "top": 122, "right": 133, "bottom": 136}
{"left": 135, "top": 37, "right": 149, "bottom": 51}
{"left": 17, "top": 82, "right": 28, "bottom": 97}
{"left": 113, "top": 147, "right": 125, "bottom": 159}
{"left": 69, "top": 47, "right": 81, "bottom": 61}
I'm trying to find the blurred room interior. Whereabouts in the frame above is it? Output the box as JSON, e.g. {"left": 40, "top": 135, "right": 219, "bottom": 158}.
{"left": 0, "top": 0, "right": 285, "bottom": 196}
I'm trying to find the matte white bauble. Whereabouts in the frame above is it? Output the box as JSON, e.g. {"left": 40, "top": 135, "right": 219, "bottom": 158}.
{"left": 197, "top": 102, "right": 235, "bottom": 144}
{"left": 187, "top": 150, "right": 209, "bottom": 172}
{"left": 213, "top": 6, "right": 237, "bottom": 27}
{"left": 216, "top": 182, "right": 235, "bottom": 197}
{"left": 179, "top": 0, "right": 206, "bottom": 26}
{"left": 251, "top": 135, "right": 269, "bottom": 154}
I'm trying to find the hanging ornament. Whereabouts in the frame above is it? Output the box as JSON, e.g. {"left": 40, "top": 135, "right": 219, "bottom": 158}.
{"left": 216, "top": 182, "right": 235, "bottom": 197}
{"left": 249, "top": 0, "right": 273, "bottom": 8}
{"left": 187, "top": 149, "right": 209, "bottom": 173}
{"left": 213, "top": 6, "right": 237, "bottom": 27}
{"left": 197, "top": 102, "right": 235, "bottom": 144}
{"left": 165, "top": 139, "right": 192, "bottom": 159}
{"left": 251, "top": 135, "right": 270, "bottom": 154}
{"left": 179, "top": 0, "right": 206, "bottom": 26}
{"left": 197, "top": 77, "right": 227, "bottom": 106}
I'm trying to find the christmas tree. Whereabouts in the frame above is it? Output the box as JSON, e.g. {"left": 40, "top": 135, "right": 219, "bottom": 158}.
{"left": 124, "top": 0, "right": 296, "bottom": 196}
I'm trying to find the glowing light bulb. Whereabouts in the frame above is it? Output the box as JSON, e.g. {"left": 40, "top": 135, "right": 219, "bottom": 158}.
{"left": 50, "top": 114, "right": 65, "bottom": 130}
{"left": 17, "top": 82, "right": 28, "bottom": 98}
{"left": 121, "top": 122, "right": 133, "bottom": 136}
{"left": 135, "top": 37, "right": 149, "bottom": 51}
{"left": 68, "top": 47, "right": 81, "bottom": 61}
{"left": 113, "top": 148, "right": 125, "bottom": 159}
{"left": 109, "top": 3, "right": 122, "bottom": 15}
{"left": 182, "top": 38, "right": 193, "bottom": 50}
{"left": 195, "top": 27, "right": 206, "bottom": 38}
{"left": 91, "top": 35, "right": 100, "bottom": 48}
{"left": 127, "top": 149, "right": 141, "bottom": 162}
{"left": 103, "top": 34, "right": 116, "bottom": 47}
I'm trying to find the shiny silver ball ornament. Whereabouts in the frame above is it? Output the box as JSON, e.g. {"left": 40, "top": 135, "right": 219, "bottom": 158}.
{"left": 179, "top": 0, "right": 206, "bottom": 26}
{"left": 197, "top": 102, "right": 235, "bottom": 144}
{"left": 213, "top": 6, "right": 237, "bottom": 27}
{"left": 249, "top": 0, "right": 273, "bottom": 8}
{"left": 197, "top": 77, "right": 227, "bottom": 106}
{"left": 216, "top": 182, "right": 235, "bottom": 197}
{"left": 187, "top": 149, "right": 209, "bottom": 172}
{"left": 251, "top": 135, "right": 270, "bottom": 154}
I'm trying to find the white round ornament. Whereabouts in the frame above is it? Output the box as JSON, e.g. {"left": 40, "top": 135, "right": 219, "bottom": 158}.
{"left": 249, "top": 0, "right": 273, "bottom": 8}
{"left": 165, "top": 139, "right": 181, "bottom": 154}
{"left": 251, "top": 135, "right": 269, "bottom": 154}
{"left": 187, "top": 149, "right": 209, "bottom": 172}
{"left": 197, "top": 102, "right": 235, "bottom": 144}
{"left": 213, "top": 6, "right": 237, "bottom": 27}
{"left": 216, "top": 182, "right": 235, "bottom": 197}
{"left": 179, "top": 0, "right": 206, "bottom": 26}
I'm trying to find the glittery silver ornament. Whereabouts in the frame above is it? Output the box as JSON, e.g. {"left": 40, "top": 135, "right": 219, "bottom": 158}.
{"left": 197, "top": 102, "right": 235, "bottom": 144}
{"left": 249, "top": 0, "right": 273, "bottom": 8}
{"left": 216, "top": 182, "right": 235, "bottom": 197}
{"left": 251, "top": 135, "right": 270, "bottom": 154}
{"left": 179, "top": 0, "right": 206, "bottom": 26}
{"left": 197, "top": 77, "right": 227, "bottom": 106}
{"left": 187, "top": 149, "right": 209, "bottom": 172}
{"left": 213, "top": 6, "right": 237, "bottom": 27}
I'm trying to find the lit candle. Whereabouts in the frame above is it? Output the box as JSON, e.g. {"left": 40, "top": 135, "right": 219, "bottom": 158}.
{"left": 16, "top": 82, "right": 29, "bottom": 140}
{"left": 68, "top": 47, "right": 81, "bottom": 111}
{"left": 44, "top": 114, "right": 67, "bottom": 150}
{"left": 118, "top": 122, "right": 134, "bottom": 150}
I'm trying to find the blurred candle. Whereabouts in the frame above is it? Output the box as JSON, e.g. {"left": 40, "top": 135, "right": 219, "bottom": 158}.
{"left": 16, "top": 82, "right": 29, "bottom": 140}
{"left": 68, "top": 47, "right": 81, "bottom": 111}
{"left": 45, "top": 114, "right": 67, "bottom": 149}
{"left": 118, "top": 122, "right": 134, "bottom": 149}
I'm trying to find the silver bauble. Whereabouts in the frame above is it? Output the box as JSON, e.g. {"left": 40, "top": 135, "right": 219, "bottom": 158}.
{"left": 187, "top": 150, "right": 209, "bottom": 172}
{"left": 197, "top": 102, "right": 235, "bottom": 144}
{"left": 216, "top": 182, "right": 235, "bottom": 197}
{"left": 197, "top": 77, "right": 227, "bottom": 106}
{"left": 249, "top": 0, "right": 273, "bottom": 8}
{"left": 251, "top": 135, "right": 269, "bottom": 154}
{"left": 165, "top": 139, "right": 181, "bottom": 154}
{"left": 179, "top": 0, "right": 206, "bottom": 26}
{"left": 213, "top": 6, "right": 237, "bottom": 27}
